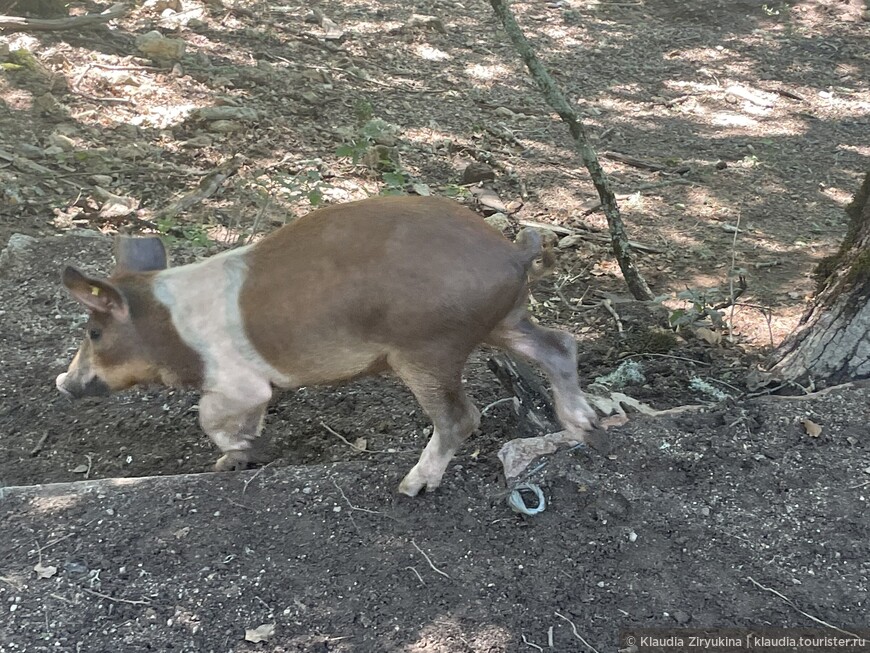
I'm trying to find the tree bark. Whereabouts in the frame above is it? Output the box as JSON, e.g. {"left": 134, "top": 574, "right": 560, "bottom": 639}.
{"left": 488, "top": 0, "right": 654, "bottom": 301}
{"left": 755, "top": 172, "right": 870, "bottom": 388}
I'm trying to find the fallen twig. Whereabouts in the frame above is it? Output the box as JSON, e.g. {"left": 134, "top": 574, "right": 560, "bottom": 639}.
{"left": 603, "top": 151, "right": 666, "bottom": 172}
{"left": 320, "top": 421, "right": 369, "bottom": 452}
{"left": 622, "top": 352, "right": 711, "bottom": 366}
{"left": 521, "top": 634, "right": 544, "bottom": 652}
{"left": 82, "top": 588, "right": 150, "bottom": 606}
{"left": 38, "top": 532, "right": 75, "bottom": 553}
{"left": 747, "top": 576, "right": 860, "bottom": 639}
{"left": 601, "top": 298, "right": 624, "bottom": 336}
{"left": 517, "top": 220, "right": 664, "bottom": 253}
{"left": 29, "top": 431, "right": 50, "bottom": 457}
{"left": 772, "top": 87, "right": 806, "bottom": 102}
{"left": 411, "top": 540, "right": 451, "bottom": 579}
{"left": 0, "top": 3, "right": 129, "bottom": 31}
{"left": 330, "top": 478, "right": 383, "bottom": 515}
{"left": 405, "top": 566, "right": 426, "bottom": 586}
{"left": 151, "top": 155, "right": 244, "bottom": 223}
{"left": 481, "top": 397, "right": 514, "bottom": 416}
{"left": 554, "top": 611, "right": 600, "bottom": 653}
{"left": 726, "top": 213, "right": 742, "bottom": 343}
{"left": 242, "top": 461, "right": 275, "bottom": 494}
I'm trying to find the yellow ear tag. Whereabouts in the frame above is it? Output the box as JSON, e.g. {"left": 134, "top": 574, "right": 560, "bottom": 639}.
{"left": 91, "top": 286, "right": 101, "bottom": 296}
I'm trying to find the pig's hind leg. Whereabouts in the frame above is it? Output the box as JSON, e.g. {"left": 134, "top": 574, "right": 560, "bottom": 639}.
{"left": 487, "top": 315, "right": 597, "bottom": 436}
{"left": 392, "top": 356, "right": 481, "bottom": 497}
{"left": 199, "top": 393, "right": 272, "bottom": 471}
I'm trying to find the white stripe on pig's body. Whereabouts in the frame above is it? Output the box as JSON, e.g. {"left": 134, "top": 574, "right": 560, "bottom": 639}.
{"left": 152, "top": 245, "right": 288, "bottom": 394}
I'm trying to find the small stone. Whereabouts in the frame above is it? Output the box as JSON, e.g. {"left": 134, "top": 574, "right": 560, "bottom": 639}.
{"left": 43, "top": 145, "right": 64, "bottom": 156}
{"left": 461, "top": 162, "right": 496, "bottom": 184}
{"left": 301, "top": 91, "right": 319, "bottom": 104}
{"left": 33, "top": 93, "right": 64, "bottom": 116}
{"left": 405, "top": 14, "right": 446, "bottom": 34}
{"left": 194, "top": 106, "right": 258, "bottom": 121}
{"left": 207, "top": 120, "right": 243, "bottom": 133}
{"left": 135, "top": 31, "right": 186, "bottom": 62}
{"left": 182, "top": 135, "right": 212, "bottom": 148}
{"left": 494, "top": 106, "right": 516, "bottom": 118}
{"left": 18, "top": 144, "right": 44, "bottom": 158}
{"left": 90, "top": 175, "right": 113, "bottom": 186}
{"left": 143, "top": 0, "right": 183, "bottom": 11}
{"left": 673, "top": 610, "right": 691, "bottom": 624}
{"left": 557, "top": 234, "right": 584, "bottom": 249}
{"left": 0, "top": 233, "right": 38, "bottom": 269}
{"left": 484, "top": 213, "right": 511, "bottom": 232}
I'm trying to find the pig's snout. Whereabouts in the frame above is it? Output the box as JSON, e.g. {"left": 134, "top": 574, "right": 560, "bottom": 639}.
{"left": 55, "top": 370, "right": 110, "bottom": 398}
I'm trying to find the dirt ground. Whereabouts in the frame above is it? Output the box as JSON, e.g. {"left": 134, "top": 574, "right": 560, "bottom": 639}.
{"left": 1, "top": 0, "right": 869, "bottom": 651}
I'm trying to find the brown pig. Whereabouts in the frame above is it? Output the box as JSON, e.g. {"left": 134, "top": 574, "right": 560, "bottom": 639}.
{"left": 56, "top": 196, "right": 597, "bottom": 495}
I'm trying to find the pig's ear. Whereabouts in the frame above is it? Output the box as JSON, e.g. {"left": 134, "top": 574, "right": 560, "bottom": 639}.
{"left": 62, "top": 267, "right": 129, "bottom": 321}
{"left": 113, "top": 235, "right": 168, "bottom": 274}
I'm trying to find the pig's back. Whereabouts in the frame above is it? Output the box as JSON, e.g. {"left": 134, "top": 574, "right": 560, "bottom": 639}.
{"left": 239, "top": 196, "right": 531, "bottom": 382}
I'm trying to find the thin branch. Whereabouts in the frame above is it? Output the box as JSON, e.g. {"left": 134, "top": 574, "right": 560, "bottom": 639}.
{"left": 0, "top": 3, "right": 129, "bottom": 31}
{"left": 29, "top": 431, "right": 50, "bottom": 457}
{"left": 330, "top": 478, "right": 383, "bottom": 515}
{"left": 320, "top": 421, "right": 372, "bottom": 452}
{"left": 746, "top": 577, "right": 860, "bottom": 639}
{"left": 554, "top": 612, "right": 600, "bottom": 653}
{"left": 151, "top": 155, "right": 244, "bottom": 224}
{"left": 600, "top": 298, "right": 624, "bottom": 336}
{"left": 481, "top": 397, "right": 514, "bottom": 416}
{"left": 242, "top": 461, "right": 275, "bottom": 494}
{"left": 622, "top": 353, "right": 711, "bottom": 366}
{"left": 488, "top": 0, "right": 653, "bottom": 300}
{"left": 405, "top": 566, "right": 426, "bottom": 586}
{"left": 82, "top": 588, "right": 150, "bottom": 606}
{"left": 411, "top": 540, "right": 451, "bottom": 579}
{"left": 727, "top": 213, "right": 742, "bottom": 343}
{"left": 522, "top": 634, "right": 544, "bottom": 652}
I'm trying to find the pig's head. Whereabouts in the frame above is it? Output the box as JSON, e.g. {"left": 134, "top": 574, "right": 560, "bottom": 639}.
{"left": 56, "top": 236, "right": 170, "bottom": 398}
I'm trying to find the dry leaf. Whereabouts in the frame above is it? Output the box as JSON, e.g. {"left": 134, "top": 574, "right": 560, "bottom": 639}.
{"left": 695, "top": 327, "right": 722, "bottom": 346}
{"left": 173, "top": 526, "right": 190, "bottom": 539}
{"left": 245, "top": 623, "right": 275, "bottom": 643}
{"left": 71, "top": 464, "right": 89, "bottom": 474}
{"left": 33, "top": 563, "right": 57, "bottom": 579}
{"left": 352, "top": 437, "right": 367, "bottom": 452}
{"left": 802, "top": 419, "right": 822, "bottom": 438}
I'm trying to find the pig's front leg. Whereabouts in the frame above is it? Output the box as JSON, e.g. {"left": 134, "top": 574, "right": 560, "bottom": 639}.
{"left": 198, "top": 392, "right": 272, "bottom": 471}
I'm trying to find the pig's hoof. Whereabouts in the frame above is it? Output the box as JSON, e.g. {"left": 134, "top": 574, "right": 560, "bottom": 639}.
{"left": 214, "top": 452, "right": 252, "bottom": 472}
{"left": 565, "top": 408, "right": 598, "bottom": 436}
{"left": 398, "top": 465, "right": 442, "bottom": 497}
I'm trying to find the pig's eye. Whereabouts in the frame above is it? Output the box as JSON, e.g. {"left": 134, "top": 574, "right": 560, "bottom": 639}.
{"left": 88, "top": 328, "right": 102, "bottom": 342}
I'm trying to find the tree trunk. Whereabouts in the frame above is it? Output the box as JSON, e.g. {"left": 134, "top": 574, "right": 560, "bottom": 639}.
{"left": 755, "top": 172, "right": 870, "bottom": 388}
